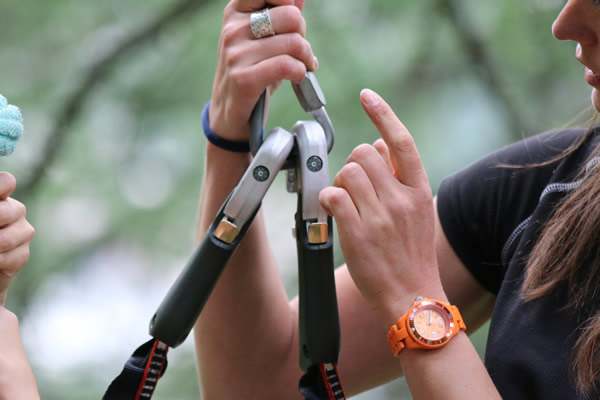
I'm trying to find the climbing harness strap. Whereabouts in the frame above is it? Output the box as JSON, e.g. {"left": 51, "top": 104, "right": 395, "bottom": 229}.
{"left": 299, "top": 363, "right": 346, "bottom": 400}
{"left": 103, "top": 339, "right": 168, "bottom": 400}
{"left": 104, "top": 344, "right": 346, "bottom": 400}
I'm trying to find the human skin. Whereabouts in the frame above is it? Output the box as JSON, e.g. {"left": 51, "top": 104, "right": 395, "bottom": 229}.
{"left": 193, "top": 0, "right": 598, "bottom": 398}
{"left": 0, "top": 307, "right": 39, "bottom": 400}
{"left": 195, "top": 1, "right": 496, "bottom": 398}
{"left": 0, "top": 172, "right": 35, "bottom": 305}
{"left": 552, "top": 0, "right": 600, "bottom": 113}
{"left": 208, "top": 0, "right": 315, "bottom": 142}
{"left": 0, "top": 171, "right": 37, "bottom": 399}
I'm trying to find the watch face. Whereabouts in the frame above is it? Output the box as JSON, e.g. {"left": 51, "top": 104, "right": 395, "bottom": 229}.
{"left": 408, "top": 300, "right": 455, "bottom": 347}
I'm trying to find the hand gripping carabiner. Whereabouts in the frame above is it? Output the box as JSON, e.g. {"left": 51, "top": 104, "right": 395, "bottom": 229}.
{"left": 249, "top": 72, "right": 334, "bottom": 166}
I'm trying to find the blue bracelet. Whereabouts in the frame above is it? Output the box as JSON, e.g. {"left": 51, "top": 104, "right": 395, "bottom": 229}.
{"left": 202, "top": 101, "right": 251, "bottom": 153}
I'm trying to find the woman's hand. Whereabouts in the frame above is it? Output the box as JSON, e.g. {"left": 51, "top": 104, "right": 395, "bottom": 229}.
{"left": 0, "top": 172, "right": 35, "bottom": 306}
{"left": 320, "top": 89, "right": 443, "bottom": 325}
{"left": 209, "top": 0, "right": 318, "bottom": 142}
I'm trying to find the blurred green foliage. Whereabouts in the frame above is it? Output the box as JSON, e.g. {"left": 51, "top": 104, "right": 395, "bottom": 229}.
{"left": 0, "top": 0, "right": 591, "bottom": 398}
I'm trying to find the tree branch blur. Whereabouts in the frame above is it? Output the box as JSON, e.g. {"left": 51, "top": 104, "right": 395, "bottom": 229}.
{"left": 436, "top": 0, "right": 529, "bottom": 140}
{"left": 16, "top": 0, "right": 212, "bottom": 200}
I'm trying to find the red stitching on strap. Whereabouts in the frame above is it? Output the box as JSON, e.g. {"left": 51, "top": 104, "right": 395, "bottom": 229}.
{"left": 318, "top": 363, "right": 346, "bottom": 400}
{"left": 135, "top": 340, "right": 168, "bottom": 400}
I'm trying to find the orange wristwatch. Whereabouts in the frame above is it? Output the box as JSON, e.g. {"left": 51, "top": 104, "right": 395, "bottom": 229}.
{"left": 387, "top": 296, "right": 466, "bottom": 357}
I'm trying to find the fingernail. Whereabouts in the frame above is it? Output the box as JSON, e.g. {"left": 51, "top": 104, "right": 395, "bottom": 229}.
{"left": 360, "top": 89, "right": 379, "bottom": 106}
{"left": 313, "top": 56, "right": 319, "bottom": 71}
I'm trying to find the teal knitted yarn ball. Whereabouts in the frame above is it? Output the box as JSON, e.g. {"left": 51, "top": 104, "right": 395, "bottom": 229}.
{"left": 0, "top": 94, "right": 23, "bottom": 156}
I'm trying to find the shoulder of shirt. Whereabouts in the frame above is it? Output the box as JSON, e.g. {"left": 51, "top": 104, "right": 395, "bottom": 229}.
{"left": 490, "top": 127, "right": 596, "bottom": 166}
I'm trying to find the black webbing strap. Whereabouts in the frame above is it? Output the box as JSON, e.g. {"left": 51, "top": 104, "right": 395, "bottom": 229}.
{"left": 103, "top": 339, "right": 168, "bottom": 400}
{"left": 299, "top": 363, "right": 346, "bottom": 400}
{"left": 104, "top": 339, "right": 346, "bottom": 399}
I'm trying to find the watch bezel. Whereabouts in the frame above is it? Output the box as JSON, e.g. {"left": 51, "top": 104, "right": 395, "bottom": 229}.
{"left": 406, "top": 298, "right": 456, "bottom": 348}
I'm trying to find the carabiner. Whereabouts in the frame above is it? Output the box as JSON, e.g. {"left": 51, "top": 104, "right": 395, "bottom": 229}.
{"left": 249, "top": 72, "right": 334, "bottom": 163}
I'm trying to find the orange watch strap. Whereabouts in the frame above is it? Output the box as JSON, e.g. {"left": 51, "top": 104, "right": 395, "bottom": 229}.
{"left": 386, "top": 316, "right": 409, "bottom": 356}
{"left": 386, "top": 298, "right": 466, "bottom": 357}
{"left": 450, "top": 305, "right": 467, "bottom": 332}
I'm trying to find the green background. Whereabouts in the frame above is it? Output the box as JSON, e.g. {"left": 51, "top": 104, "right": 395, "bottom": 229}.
{"left": 0, "top": 0, "right": 592, "bottom": 398}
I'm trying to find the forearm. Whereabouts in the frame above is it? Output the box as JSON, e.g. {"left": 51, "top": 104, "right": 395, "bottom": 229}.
{"left": 194, "top": 143, "right": 302, "bottom": 398}
{"left": 376, "top": 285, "right": 500, "bottom": 400}
{"left": 192, "top": 0, "right": 335, "bottom": 393}
{"left": 0, "top": 308, "right": 40, "bottom": 400}
{"left": 400, "top": 334, "right": 500, "bottom": 399}
{"left": 319, "top": 91, "right": 501, "bottom": 398}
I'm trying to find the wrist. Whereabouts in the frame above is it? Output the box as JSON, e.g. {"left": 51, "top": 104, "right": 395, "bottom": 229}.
{"left": 204, "top": 140, "right": 253, "bottom": 180}
{"left": 202, "top": 101, "right": 251, "bottom": 153}
{"left": 377, "top": 282, "right": 448, "bottom": 331}
{"left": 385, "top": 290, "right": 466, "bottom": 362}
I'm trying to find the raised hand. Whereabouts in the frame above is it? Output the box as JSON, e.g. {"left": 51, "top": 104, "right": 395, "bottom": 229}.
{"left": 209, "top": 0, "right": 318, "bottom": 142}
{"left": 0, "top": 172, "right": 35, "bottom": 306}
{"left": 320, "top": 89, "right": 442, "bottom": 323}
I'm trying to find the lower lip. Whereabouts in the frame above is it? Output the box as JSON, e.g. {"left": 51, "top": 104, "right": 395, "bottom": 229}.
{"left": 585, "top": 67, "right": 600, "bottom": 87}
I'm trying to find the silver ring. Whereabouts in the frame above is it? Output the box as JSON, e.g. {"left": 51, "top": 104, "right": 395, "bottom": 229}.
{"left": 250, "top": 8, "right": 275, "bottom": 39}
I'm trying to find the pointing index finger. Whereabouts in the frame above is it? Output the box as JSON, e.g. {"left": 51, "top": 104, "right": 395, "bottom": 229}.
{"left": 359, "top": 89, "right": 428, "bottom": 188}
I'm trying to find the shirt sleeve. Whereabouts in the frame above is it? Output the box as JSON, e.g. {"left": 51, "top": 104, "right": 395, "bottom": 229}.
{"left": 436, "top": 128, "right": 587, "bottom": 294}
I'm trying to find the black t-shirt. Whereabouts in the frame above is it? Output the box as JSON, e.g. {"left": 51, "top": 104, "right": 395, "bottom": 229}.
{"left": 437, "top": 127, "right": 600, "bottom": 399}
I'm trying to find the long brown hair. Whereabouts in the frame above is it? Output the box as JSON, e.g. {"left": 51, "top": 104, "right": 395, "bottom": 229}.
{"left": 522, "top": 112, "right": 600, "bottom": 396}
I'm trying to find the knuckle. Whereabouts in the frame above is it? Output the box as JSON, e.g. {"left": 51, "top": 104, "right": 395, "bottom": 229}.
{"left": 221, "top": 22, "right": 244, "bottom": 48}
{"left": 17, "top": 246, "right": 31, "bottom": 266}
{"left": 276, "top": 55, "right": 304, "bottom": 81}
{"left": 350, "top": 143, "right": 373, "bottom": 160}
{"left": 0, "top": 208, "right": 8, "bottom": 225}
{"left": 373, "top": 138, "right": 387, "bottom": 152}
{"left": 224, "top": 46, "right": 245, "bottom": 70}
{"left": 340, "top": 162, "right": 363, "bottom": 180}
{"left": 336, "top": 163, "right": 365, "bottom": 188}
{"left": 0, "top": 229, "right": 17, "bottom": 251}
{"left": 276, "top": 56, "right": 293, "bottom": 77}
{"left": 388, "top": 131, "right": 415, "bottom": 154}
{"left": 284, "top": 6, "right": 305, "bottom": 34}
{"left": 0, "top": 247, "right": 29, "bottom": 280}
{"left": 332, "top": 170, "right": 343, "bottom": 187}
{"left": 327, "top": 188, "right": 347, "bottom": 207}
{"left": 223, "top": 2, "right": 236, "bottom": 20}
{"left": 27, "top": 224, "right": 35, "bottom": 241}
{"left": 220, "top": 25, "right": 237, "bottom": 47}
{"left": 14, "top": 200, "right": 26, "bottom": 218}
{"left": 284, "top": 33, "right": 306, "bottom": 58}
{"left": 388, "top": 198, "right": 411, "bottom": 217}
{"left": 229, "top": 69, "right": 254, "bottom": 93}
{"left": 368, "top": 213, "right": 389, "bottom": 232}
{"left": 285, "top": 6, "right": 302, "bottom": 23}
{"left": 277, "top": 34, "right": 313, "bottom": 71}
{"left": 0, "top": 307, "right": 18, "bottom": 326}
{"left": 373, "top": 138, "right": 385, "bottom": 146}
{"left": 387, "top": 192, "right": 432, "bottom": 221}
{"left": 0, "top": 254, "right": 10, "bottom": 275}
